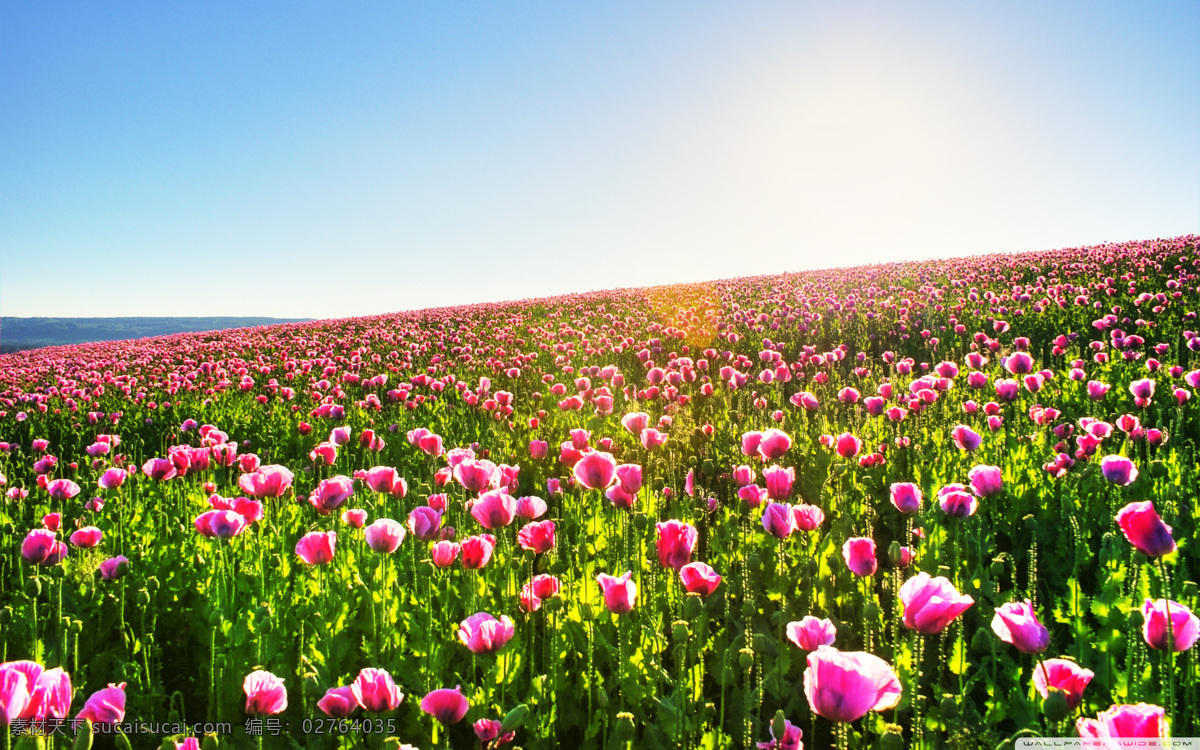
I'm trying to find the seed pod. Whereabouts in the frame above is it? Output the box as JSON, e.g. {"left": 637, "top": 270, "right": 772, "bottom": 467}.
{"left": 863, "top": 602, "right": 881, "bottom": 619}
{"left": 939, "top": 694, "right": 958, "bottom": 721}
{"left": 989, "top": 557, "right": 1005, "bottom": 578}
{"left": 672, "top": 620, "right": 691, "bottom": 643}
{"left": 201, "top": 736, "right": 220, "bottom": 750}
{"left": 682, "top": 592, "right": 704, "bottom": 621}
{"left": 24, "top": 577, "right": 41, "bottom": 598}
{"left": 738, "top": 648, "right": 754, "bottom": 670}
{"left": 1042, "top": 688, "right": 1070, "bottom": 722}
{"left": 879, "top": 724, "right": 905, "bottom": 750}
{"left": 70, "top": 619, "right": 83, "bottom": 634}
{"left": 741, "top": 600, "right": 756, "bottom": 618}
{"left": 632, "top": 514, "right": 649, "bottom": 531}
{"left": 612, "top": 713, "right": 636, "bottom": 744}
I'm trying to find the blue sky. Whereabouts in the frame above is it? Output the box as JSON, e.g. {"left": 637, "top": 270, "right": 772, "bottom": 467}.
{"left": 2, "top": 2, "right": 1197, "bottom": 318}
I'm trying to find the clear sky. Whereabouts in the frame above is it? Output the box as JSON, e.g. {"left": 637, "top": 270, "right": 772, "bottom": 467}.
{"left": 2, "top": 2, "right": 1197, "bottom": 318}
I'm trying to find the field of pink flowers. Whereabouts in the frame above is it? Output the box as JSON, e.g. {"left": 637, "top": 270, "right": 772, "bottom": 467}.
{"left": 1, "top": 235, "right": 1199, "bottom": 749}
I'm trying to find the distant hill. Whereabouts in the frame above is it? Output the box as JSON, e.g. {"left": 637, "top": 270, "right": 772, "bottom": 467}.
{"left": 0, "top": 317, "right": 311, "bottom": 353}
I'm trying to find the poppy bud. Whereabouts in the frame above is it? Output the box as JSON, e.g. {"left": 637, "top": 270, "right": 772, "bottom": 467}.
{"left": 73, "top": 724, "right": 93, "bottom": 750}
{"left": 597, "top": 686, "right": 609, "bottom": 708}
{"left": 501, "top": 703, "right": 530, "bottom": 733}
{"left": 771, "top": 710, "right": 787, "bottom": 744}
{"left": 24, "top": 577, "right": 41, "bottom": 597}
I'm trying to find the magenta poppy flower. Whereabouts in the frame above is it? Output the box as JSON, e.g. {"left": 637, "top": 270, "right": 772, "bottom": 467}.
{"left": 407, "top": 506, "right": 442, "bottom": 542}
{"left": 889, "top": 483, "right": 922, "bottom": 514}
{"left": 454, "top": 458, "right": 498, "bottom": 494}
{"left": 517, "top": 521, "right": 555, "bottom": 554}
{"left": 364, "top": 519, "right": 406, "bottom": 554}
{"left": 738, "top": 484, "right": 768, "bottom": 509}
{"left": 1076, "top": 703, "right": 1166, "bottom": 738}
{"left": 1115, "top": 500, "right": 1176, "bottom": 556}
{"left": 515, "top": 495, "right": 548, "bottom": 519}
{"left": 427, "top": 539, "right": 459, "bottom": 567}
{"left": 640, "top": 428, "right": 669, "bottom": 450}
{"left": 792, "top": 504, "right": 824, "bottom": 531}
{"left": 1032, "top": 658, "right": 1093, "bottom": 710}
{"left": 757, "top": 429, "right": 792, "bottom": 460}
{"left": 352, "top": 668, "right": 404, "bottom": 713}
{"left": 0, "top": 662, "right": 72, "bottom": 722}
{"left": 142, "top": 458, "right": 177, "bottom": 481}
{"left": 528, "top": 440, "right": 549, "bottom": 460}
{"left": 76, "top": 682, "right": 126, "bottom": 724}
{"left": 1086, "top": 380, "right": 1110, "bottom": 400}
{"left": 460, "top": 534, "right": 498, "bottom": 569}
{"left": 741, "top": 431, "right": 764, "bottom": 457}
{"left": 606, "top": 463, "right": 644, "bottom": 508}
{"left": 760, "top": 503, "right": 796, "bottom": 539}
{"left": 656, "top": 520, "right": 698, "bottom": 570}
{"left": 991, "top": 600, "right": 1050, "bottom": 654}
{"left": 195, "top": 510, "right": 248, "bottom": 540}
{"left": 295, "top": 531, "right": 336, "bottom": 565}
{"left": 317, "top": 686, "right": 361, "bottom": 718}
{"left": 950, "top": 425, "right": 982, "bottom": 452}
{"left": 99, "top": 556, "right": 130, "bottom": 580}
{"left": 597, "top": 571, "right": 637, "bottom": 615}
{"left": 834, "top": 433, "right": 862, "bottom": 459}
{"left": 243, "top": 671, "right": 287, "bottom": 715}
{"left": 238, "top": 465, "right": 294, "bottom": 498}
{"left": 1141, "top": 599, "right": 1200, "bottom": 651}
{"left": 621, "top": 412, "right": 650, "bottom": 437}
{"left": 309, "top": 442, "right": 337, "bottom": 465}
{"left": 421, "top": 686, "right": 469, "bottom": 724}
{"left": 763, "top": 466, "right": 795, "bottom": 501}
{"left": 471, "top": 489, "right": 517, "bottom": 529}
{"left": 308, "top": 475, "right": 355, "bottom": 515}
{"left": 786, "top": 616, "right": 837, "bottom": 651}
{"left": 899, "top": 573, "right": 974, "bottom": 634}
{"left": 967, "top": 465, "right": 1003, "bottom": 497}
{"left": 842, "top": 537, "right": 877, "bottom": 577}
{"left": 573, "top": 451, "right": 617, "bottom": 490}
{"left": 458, "top": 612, "right": 515, "bottom": 654}
{"left": 679, "top": 562, "right": 721, "bottom": 597}
{"left": 362, "top": 466, "right": 408, "bottom": 498}
{"left": 45, "top": 479, "right": 81, "bottom": 501}
{"left": 938, "top": 484, "right": 978, "bottom": 517}
{"left": 342, "top": 508, "right": 368, "bottom": 528}
{"left": 97, "top": 468, "right": 128, "bottom": 490}
{"left": 803, "top": 646, "right": 902, "bottom": 722}
{"left": 69, "top": 527, "right": 103, "bottom": 548}
{"left": 1100, "top": 455, "right": 1138, "bottom": 486}
{"left": 1004, "top": 352, "right": 1035, "bottom": 375}
{"left": 21, "top": 529, "right": 68, "bottom": 566}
